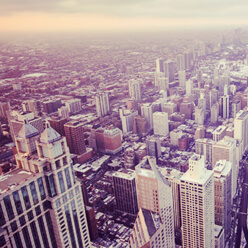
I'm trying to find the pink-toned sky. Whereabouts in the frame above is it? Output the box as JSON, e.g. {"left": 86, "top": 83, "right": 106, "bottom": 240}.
{"left": 1, "top": 0, "right": 248, "bottom": 32}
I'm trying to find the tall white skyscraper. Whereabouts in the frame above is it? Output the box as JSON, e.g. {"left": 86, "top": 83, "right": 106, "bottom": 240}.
{"left": 131, "top": 157, "right": 175, "bottom": 248}
{"left": 177, "top": 54, "right": 185, "bottom": 71}
{"left": 156, "top": 58, "right": 164, "bottom": 73}
{"left": 186, "top": 79, "right": 193, "bottom": 96}
{"left": 234, "top": 110, "right": 248, "bottom": 154}
{"left": 141, "top": 103, "right": 153, "bottom": 131}
{"left": 153, "top": 111, "right": 169, "bottom": 136}
{"left": 164, "top": 59, "right": 175, "bottom": 83}
{"left": 221, "top": 95, "right": 230, "bottom": 119}
{"left": 184, "top": 51, "right": 191, "bottom": 71}
{"left": 2, "top": 121, "right": 91, "bottom": 248}
{"left": 128, "top": 79, "right": 141, "bottom": 101}
{"left": 212, "top": 136, "right": 237, "bottom": 198}
{"left": 180, "top": 154, "right": 214, "bottom": 248}
{"left": 119, "top": 108, "right": 138, "bottom": 134}
{"left": 195, "top": 106, "right": 204, "bottom": 125}
{"left": 178, "top": 70, "right": 186, "bottom": 88}
{"left": 96, "top": 92, "right": 110, "bottom": 117}
{"left": 158, "top": 77, "right": 169, "bottom": 91}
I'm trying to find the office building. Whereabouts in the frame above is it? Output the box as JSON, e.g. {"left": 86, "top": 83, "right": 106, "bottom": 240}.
{"left": 95, "top": 92, "right": 110, "bottom": 117}
{"left": 234, "top": 110, "right": 248, "bottom": 154}
{"left": 134, "top": 157, "right": 175, "bottom": 247}
{"left": 128, "top": 79, "right": 141, "bottom": 102}
{"left": 119, "top": 108, "right": 138, "bottom": 134}
{"left": 1, "top": 121, "right": 91, "bottom": 248}
{"left": 178, "top": 70, "right": 186, "bottom": 88}
{"left": 184, "top": 51, "right": 191, "bottom": 70}
{"left": 212, "top": 125, "right": 227, "bottom": 142}
{"left": 212, "top": 136, "right": 237, "bottom": 198}
{"left": 195, "top": 106, "right": 204, "bottom": 125}
{"left": 103, "top": 127, "right": 122, "bottom": 155}
{"left": 180, "top": 154, "right": 214, "bottom": 248}
{"left": 22, "top": 100, "right": 41, "bottom": 117}
{"left": 0, "top": 102, "right": 11, "bottom": 119}
{"left": 42, "top": 98, "right": 62, "bottom": 115}
{"left": 158, "top": 77, "right": 169, "bottom": 91}
{"left": 153, "top": 112, "right": 169, "bottom": 136}
{"left": 65, "top": 99, "right": 81, "bottom": 114}
{"left": 49, "top": 115, "right": 67, "bottom": 137}
{"left": 156, "top": 58, "right": 164, "bottom": 73}
{"left": 177, "top": 54, "right": 185, "bottom": 71}
{"left": 133, "top": 115, "right": 148, "bottom": 136}
{"left": 186, "top": 79, "right": 193, "bottom": 96}
{"left": 141, "top": 103, "right": 153, "bottom": 131}
{"left": 58, "top": 106, "right": 70, "bottom": 120}
{"left": 164, "top": 59, "right": 175, "bottom": 83}
{"left": 211, "top": 103, "right": 219, "bottom": 124}
{"left": 113, "top": 169, "right": 138, "bottom": 216}
{"left": 161, "top": 101, "right": 177, "bottom": 115}
{"left": 146, "top": 136, "right": 161, "bottom": 160}
{"left": 64, "top": 121, "right": 86, "bottom": 155}
{"left": 221, "top": 95, "right": 230, "bottom": 119}
{"left": 214, "top": 160, "right": 232, "bottom": 240}
{"left": 180, "top": 101, "right": 193, "bottom": 119}
{"left": 231, "top": 100, "right": 241, "bottom": 118}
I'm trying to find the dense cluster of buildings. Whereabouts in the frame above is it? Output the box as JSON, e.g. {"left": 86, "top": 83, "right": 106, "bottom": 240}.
{"left": 1, "top": 28, "right": 248, "bottom": 247}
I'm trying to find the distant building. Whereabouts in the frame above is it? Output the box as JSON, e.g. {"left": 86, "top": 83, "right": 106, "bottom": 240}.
{"left": 42, "top": 98, "right": 62, "bottom": 114}
{"left": 128, "top": 79, "right": 141, "bottom": 102}
{"left": 119, "top": 108, "right": 138, "bottom": 134}
{"left": 212, "top": 125, "right": 227, "bottom": 142}
{"left": 180, "top": 101, "right": 193, "bottom": 119}
{"left": 0, "top": 102, "right": 11, "bottom": 119}
{"left": 65, "top": 98, "right": 81, "bottom": 114}
{"left": 95, "top": 92, "right": 110, "bottom": 117}
{"left": 211, "top": 103, "right": 219, "bottom": 124}
{"left": 178, "top": 70, "right": 186, "bottom": 88}
{"left": 133, "top": 115, "right": 148, "bottom": 136}
{"left": 156, "top": 58, "right": 164, "bottom": 73}
{"left": 141, "top": 103, "right": 153, "bottom": 131}
{"left": 58, "top": 106, "right": 70, "bottom": 120}
{"left": 49, "top": 115, "right": 67, "bottom": 137}
{"left": 195, "top": 106, "right": 204, "bottom": 125}
{"left": 146, "top": 136, "right": 161, "bottom": 160}
{"left": 153, "top": 112, "right": 169, "bottom": 136}
{"left": 164, "top": 59, "right": 175, "bottom": 83}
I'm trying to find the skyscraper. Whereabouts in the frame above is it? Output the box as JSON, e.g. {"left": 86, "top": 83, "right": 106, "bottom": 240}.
{"left": 221, "top": 95, "right": 230, "bottom": 119}
{"left": 64, "top": 121, "right": 86, "bottom": 155}
{"left": 153, "top": 111, "right": 169, "bottom": 136}
{"left": 1, "top": 121, "right": 91, "bottom": 248}
{"left": 146, "top": 136, "right": 161, "bottom": 160}
{"left": 164, "top": 60, "right": 175, "bottom": 83}
{"left": 141, "top": 103, "right": 153, "bottom": 131}
{"left": 178, "top": 70, "right": 186, "bottom": 88}
{"left": 177, "top": 54, "right": 185, "bottom": 71}
{"left": 156, "top": 58, "right": 164, "bottom": 73}
{"left": 134, "top": 157, "right": 175, "bottom": 247}
{"left": 180, "top": 154, "right": 214, "bottom": 248}
{"left": 128, "top": 79, "right": 141, "bottom": 102}
{"left": 65, "top": 98, "right": 82, "bottom": 114}
{"left": 95, "top": 92, "right": 110, "bottom": 117}
{"left": 113, "top": 169, "right": 138, "bottom": 216}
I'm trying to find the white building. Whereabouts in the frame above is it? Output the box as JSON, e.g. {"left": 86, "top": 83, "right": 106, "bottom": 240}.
{"left": 221, "top": 95, "right": 230, "bottom": 119}
{"left": 177, "top": 54, "right": 185, "bottom": 71}
{"left": 119, "top": 108, "right": 138, "bottom": 134}
{"left": 180, "top": 154, "right": 214, "bottom": 248}
{"left": 58, "top": 106, "right": 70, "bottom": 120}
{"left": 156, "top": 58, "right": 164, "bottom": 73}
{"left": 65, "top": 98, "right": 81, "bottom": 114}
{"left": 178, "top": 70, "right": 186, "bottom": 88}
{"left": 212, "top": 125, "right": 227, "bottom": 142}
{"left": 211, "top": 103, "right": 219, "bottom": 124}
{"left": 186, "top": 79, "right": 193, "bottom": 96}
{"left": 158, "top": 77, "right": 169, "bottom": 91}
{"left": 128, "top": 79, "right": 141, "bottom": 101}
{"left": 96, "top": 92, "right": 110, "bottom": 117}
{"left": 153, "top": 112, "right": 169, "bottom": 136}
{"left": 195, "top": 106, "right": 204, "bottom": 125}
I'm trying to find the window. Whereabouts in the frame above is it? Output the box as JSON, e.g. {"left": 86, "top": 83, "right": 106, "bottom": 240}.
{"left": 22, "top": 227, "right": 32, "bottom": 247}
{"left": 27, "top": 211, "right": 34, "bottom": 221}
{"left": 11, "top": 221, "right": 18, "bottom": 232}
{"left": 29, "top": 182, "right": 38, "bottom": 205}
{"left": 37, "top": 177, "right": 46, "bottom": 200}
{"left": 38, "top": 216, "right": 49, "bottom": 248}
{"left": 0, "top": 204, "right": 6, "bottom": 226}
{"left": 30, "top": 222, "right": 41, "bottom": 248}
{"left": 35, "top": 206, "right": 41, "bottom": 216}
{"left": 45, "top": 212, "right": 58, "bottom": 248}
{"left": 13, "top": 232, "right": 23, "bottom": 248}
{"left": 13, "top": 191, "right": 23, "bottom": 215}
{"left": 19, "top": 216, "right": 26, "bottom": 226}
{"left": 3, "top": 195, "right": 15, "bottom": 220}
{"left": 21, "top": 186, "right": 31, "bottom": 210}
{"left": 64, "top": 168, "right": 72, "bottom": 189}
{"left": 45, "top": 174, "right": 57, "bottom": 197}
{"left": 58, "top": 171, "right": 65, "bottom": 193}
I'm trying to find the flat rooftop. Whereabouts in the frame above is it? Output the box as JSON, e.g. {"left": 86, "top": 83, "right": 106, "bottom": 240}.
{"left": 0, "top": 168, "right": 33, "bottom": 194}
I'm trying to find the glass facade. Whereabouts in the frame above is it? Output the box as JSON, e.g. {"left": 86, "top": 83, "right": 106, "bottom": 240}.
{"left": 45, "top": 212, "right": 58, "bottom": 248}
{"left": 37, "top": 177, "right": 46, "bottom": 200}
{"left": 3, "top": 195, "right": 15, "bottom": 221}
{"left": 13, "top": 191, "right": 23, "bottom": 215}
{"left": 65, "top": 204, "right": 76, "bottom": 248}
{"left": 13, "top": 232, "right": 23, "bottom": 248}
{"left": 58, "top": 171, "right": 66, "bottom": 193}
{"left": 0, "top": 204, "right": 6, "bottom": 226}
{"left": 38, "top": 216, "right": 50, "bottom": 248}
{"left": 65, "top": 168, "right": 72, "bottom": 189}
{"left": 29, "top": 182, "right": 39, "bottom": 205}
{"left": 22, "top": 226, "right": 32, "bottom": 247}
{"left": 30, "top": 222, "right": 41, "bottom": 248}
{"left": 21, "top": 186, "right": 31, "bottom": 210}
{"left": 45, "top": 174, "right": 57, "bottom": 197}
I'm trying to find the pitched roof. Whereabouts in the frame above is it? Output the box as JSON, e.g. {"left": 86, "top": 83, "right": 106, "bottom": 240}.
{"left": 40, "top": 121, "right": 61, "bottom": 143}
{"left": 18, "top": 119, "right": 39, "bottom": 139}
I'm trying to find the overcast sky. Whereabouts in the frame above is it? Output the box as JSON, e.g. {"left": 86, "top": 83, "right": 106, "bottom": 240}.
{"left": 1, "top": 0, "right": 248, "bottom": 32}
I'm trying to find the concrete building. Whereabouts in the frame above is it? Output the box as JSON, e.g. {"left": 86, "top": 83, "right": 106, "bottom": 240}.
{"left": 180, "top": 154, "right": 214, "bottom": 248}
{"left": 195, "top": 106, "right": 204, "bottom": 125}
{"left": 221, "top": 95, "right": 230, "bottom": 119}
{"left": 212, "top": 125, "right": 227, "bottom": 142}
{"left": 161, "top": 101, "right": 177, "bottom": 115}
{"left": 212, "top": 136, "right": 237, "bottom": 198}
{"left": 180, "top": 101, "right": 193, "bottom": 119}
{"left": 231, "top": 100, "right": 241, "bottom": 118}
{"left": 103, "top": 127, "right": 122, "bottom": 155}
{"left": 156, "top": 58, "right": 164, "bottom": 73}
{"left": 0, "top": 102, "right": 11, "bottom": 119}
{"left": 113, "top": 169, "right": 138, "bottom": 216}
{"left": 153, "top": 112, "right": 169, "bottom": 136}
{"left": 141, "top": 103, "right": 153, "bottom": 131}
{"left": 65, "top": 98, "right": 81, "bottom": 114}
{"left": 49, "top": 116, "right": 67, "bottom": 137}
{"left": 178, "top": 70, "right": 186, "bottom": 88}
{"left": 186, "top": 79, "right": 193, "bottom": 96}
{"left": 2, "top": 121, "right": 91, "bottom": 248}
{"left": 134, "top": 157, "right": 175, "bottom": 247}
{"left": 211, "top": 103, "right": 219, "bottom": 124}
{"left": 58, "top": 106, "right": 70, "bottom": 120}
{"left": 146, "top": 136, "right": 161, "bottom": 160}
{"left": 128, "top": 79, "right": 141, "bottom": 102}
{"left": 133, "top": 115, "right": 148, "bottom": 136}
{"left": 95, "top": 92, "right": 110, "bottom": 117}
{"left": 119, "top": 108, "right": 138, "bottom": 134}
{"left": 177, "top": 54, "right": 185, "bottom": 71}
{"left": 194, "top": 126, "right": 206, "bottom": 140}
{"left": 214, "top": 160, "right": 232, "bottom": 240}
{"left": 164, "top": 59, "right": 175, "bottom": 83}
{"left": 158, "top": 77, "right": 169, "bottom": 91}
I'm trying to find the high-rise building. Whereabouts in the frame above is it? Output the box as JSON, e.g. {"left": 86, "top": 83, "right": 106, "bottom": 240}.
{"left": 2, "top": 121, "right": 91, "bottom": 248}
{"left": 0, "top": 102, "right": 11, "bottom": 119}
{"left": 180, "top": 154, "right": 214, "bottom": 248}
{"left": 113, "top": 169, "right": 138, "bottom": 216}
{"left": 65, "top": 99, "right": 81, "bottom": 114}
{"left": 212, "top": 136, "right": 237, "bottom": 198}
{"left": 158, "top": 77, "right": 169, "bottom": 91}
{"left": 231, "top": 100, "right": 241, "bottom": 118}
{"left": 119, "top": 108, "right": 138, "bottom": 134}
{"left": 178, "top": 70, "right": 186, "bottom": 88}
{"left": 133, "top": 157, "right": 175, "bottom": 247}
{"left": 58, "top": 106, "right": 70, "bottom": 120}
{"left": 211, "top": 103, "right": 219, "bottom": 124}
{"left": 95, "top": 92, "right": 110, "bottom": 117}
{"left": 195, "top": 138, "right": 215, "bottom": 168}
{"left": 146, "top": 136, "right": 161, "bottom": 160}
{"left": 153, "top": 112, "right": 169, "bottom": 136}
{"left": 213, "top": 160, "right": 232, "bottom": 240}
{"left": 22, "top": 100, "right": 41, "bottom": 117}
{"left": 221, "top": 95, "right": 230, "bottom": 119}
{"left": 64, "top": 121, "right": 86, "bottom": 155}
{"left": 133, "top": 115, "right": 148, "bottom": 136}
{"left": 42, "top": 98, "right": 62, "bottom": 115}
{"left": 177, "top": 54, "right": 185, "bottom": 71}
{"left": 49, "top": 115, "right": 68, "bottom": 137}
{"left": 161, "top": 101, "right": 177, "bottom": 115}
{"left": 184, "top": 51, "right": 191, "bottom": 71}
{"left": 141, "top": 103, "right": 153, "bottom": 131}
{"left": 128, "top": 79, "right": 141, "bottom": 102}
{"left": 103, "top": 127, "right": 122, "bottom": 155}
{"left": 198, "top": 92, "right": 206, "bottom": 119}
{"left": 186, "top": 79, "right": 193, "bottom": 95}
{"left": 164, "top": 59, "right": 175, "bottom": 83}
{"left": 212, "top": 125, "right": 227, "bottom": 142}
{"left": 156, "top": 58, "right": 164, "bottom": 73}
{"left": 195, "top": 106, "right": 204, "bottom": 125}
{"left": 234, "top": 110, "right": 248, "bottom": 154}
{"left": 180, "top": 101, "right": 193, "bottom": 119}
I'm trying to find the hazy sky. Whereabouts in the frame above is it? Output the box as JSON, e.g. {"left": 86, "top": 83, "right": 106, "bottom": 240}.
{"left": 1, "top": 0, "right": 248, "bottom": 32}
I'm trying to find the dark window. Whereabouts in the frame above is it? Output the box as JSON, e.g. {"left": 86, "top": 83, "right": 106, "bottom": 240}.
{"left": 38, "top": 216, "right": 49, "bottom": 248}
{"left": 13, "top": 232, "right": 23, "bottom": 248}
{"left": 37, "top": 177, "right": 46, "bottom": 200}
{"left": 35, "top": 206, "right": 41, "bottom": 216}
{"left": 58, "top": 171, "right": 65, "bottom": 193}
{"left": 43, "top": 200, "right": 52, "bottom": 211}
{"left": 22, "top": 226, "right": 32, "bottom": 247}
{"left": 11, "top": 221, "right": 18, "bottom": 232}
{"left": 45, "top": 175, "right": 57, "bottom": 197}
{"left": 13, "top": 191, "right": 23, "bottom": 215}
{"left": 19, "top": 216, "right": 26, "bottom": 226}
{"left": 21, "top": 186, "right": 31, "bottom": 210}
{"left": 29, "top": 182, "right": 38, "bottom": 205}
{"left": 30, "top": 222, "right": 41, "bottom": 248}
{"left": 71, "top": 165, "right": 76, "bottom": 184}
{"left": 65, "top": 204, "right": 76, "bottom": 247}
{"left": 3, "top": 195, "right": 15, "bottom": 221}
{"left": 45, "top": 212, "right": 58, "bottom": 248}
{"left": 27, "top": 211, "right": 34, "bottom": 221}
{"left": 65, "top": 168, "right": 72, "bottom": 189}
{"left": 71, "top": 200, "right": 84, "bottom": 248}
{"left": 0, "top": 235, "right": 6, "bottom": 246}
{"left": 0, "top": 204, "right": 6, "bottom": 226}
